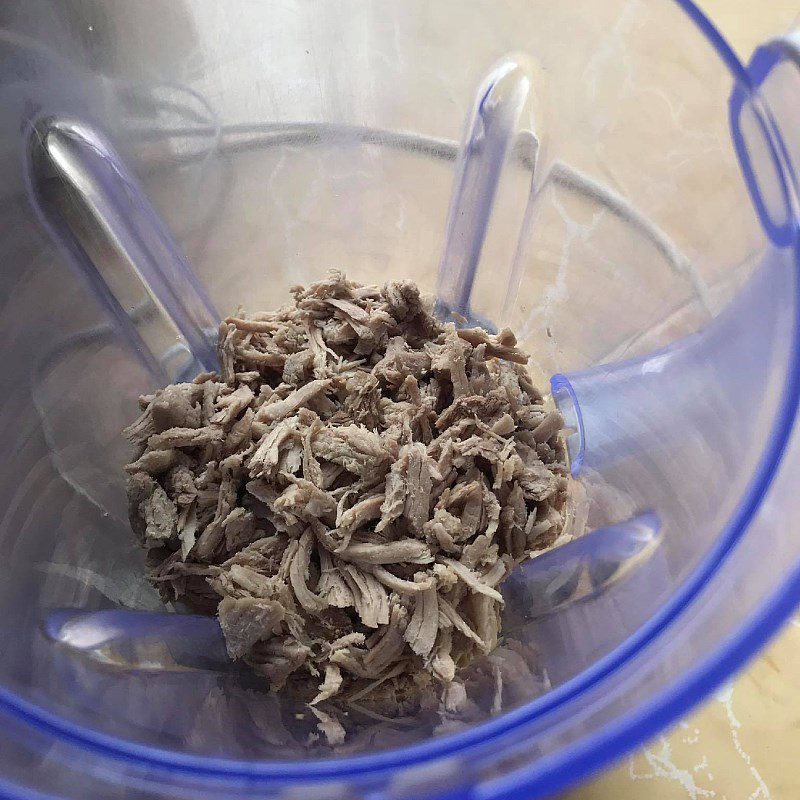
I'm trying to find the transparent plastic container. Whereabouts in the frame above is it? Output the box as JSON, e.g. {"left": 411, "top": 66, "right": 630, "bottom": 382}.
{"left": 1, "top": 1, "right": 800, "bottom": 798}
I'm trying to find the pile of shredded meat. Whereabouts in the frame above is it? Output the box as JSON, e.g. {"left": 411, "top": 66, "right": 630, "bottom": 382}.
{"left": 124, "top": 271, "right": 569, "bottom": 744}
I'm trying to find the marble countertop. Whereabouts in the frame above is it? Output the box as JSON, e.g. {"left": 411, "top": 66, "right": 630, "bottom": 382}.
{"left": 565, "top": 3, "right": 799, "bottom": 798}
{"left": 566, "top": 615, "right": 800, "bottom": 799}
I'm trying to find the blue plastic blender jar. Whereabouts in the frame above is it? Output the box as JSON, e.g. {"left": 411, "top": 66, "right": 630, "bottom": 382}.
{"left": 2, "top": 1, "right": 800, "bottom": 798}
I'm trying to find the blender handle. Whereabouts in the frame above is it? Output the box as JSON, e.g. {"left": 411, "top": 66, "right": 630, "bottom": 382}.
{"left": 25, "top": 116, "right": 220, "bottom": 382}
{"left": 753, "top": 31, "right": 800, "bottom": 198}
{"left": 729, "top": 33, "right": 800, "bottom": 247}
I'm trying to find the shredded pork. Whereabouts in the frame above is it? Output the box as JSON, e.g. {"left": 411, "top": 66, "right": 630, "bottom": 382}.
{"left": 124, "top": 271, "right": 569, "bottom": 744}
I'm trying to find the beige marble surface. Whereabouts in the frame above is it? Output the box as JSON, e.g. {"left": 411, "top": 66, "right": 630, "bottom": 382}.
{"left": 565, "top": 616, "right": 800, "bottom": 800}
{"left": 565, "top": 3, "right": 800, "bottom": 798}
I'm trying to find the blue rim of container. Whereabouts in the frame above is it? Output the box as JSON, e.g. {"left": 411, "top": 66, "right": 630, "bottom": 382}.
{"left": 2, "top": 2, "right": 800, "bottom": 797}
{"left": 729, "top": 50, "right": 796, "bottom": 247}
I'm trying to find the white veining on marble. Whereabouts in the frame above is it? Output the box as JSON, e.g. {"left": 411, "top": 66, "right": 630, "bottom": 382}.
{"left": 714, "top": 684, "right": 771, "bottom": 800}
{"left": 627, "top": 735, "right": 716, "bottom": 799}
{"left": 622, "top": 679, "right": 778, "bottom": 799}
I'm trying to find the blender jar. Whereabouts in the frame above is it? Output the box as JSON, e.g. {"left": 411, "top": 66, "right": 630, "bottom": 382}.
{"left": 1, "top": 1, "right": 800, "bottom": 798}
